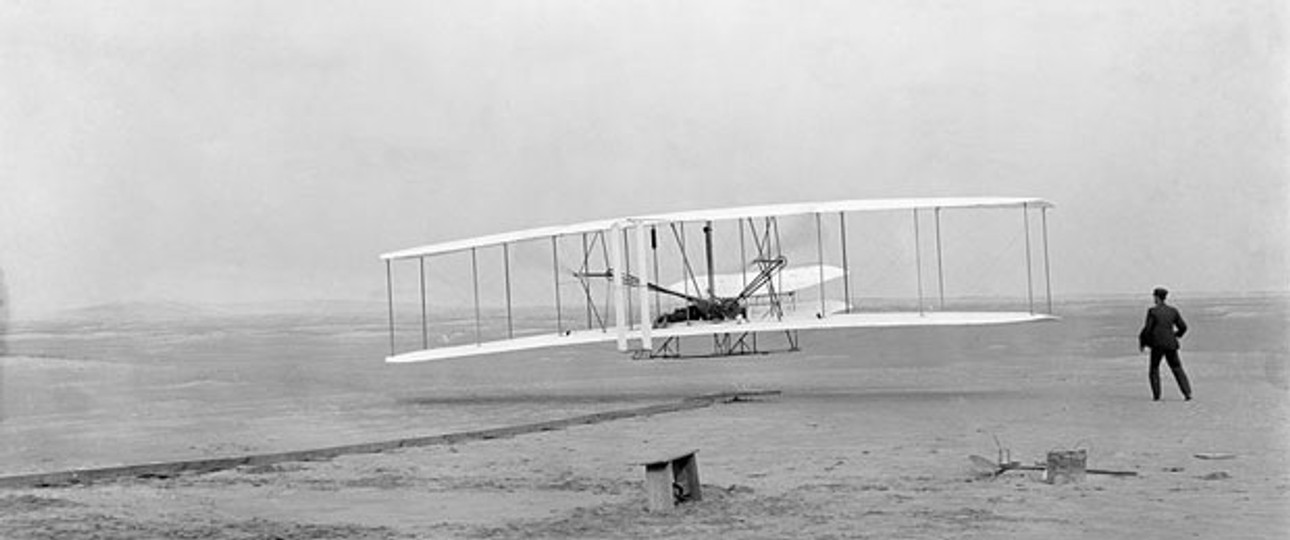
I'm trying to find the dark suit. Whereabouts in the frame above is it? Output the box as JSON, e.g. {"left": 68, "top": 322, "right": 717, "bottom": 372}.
{"left": 1139, "top": 304, "right": 1191, "bottom": 400}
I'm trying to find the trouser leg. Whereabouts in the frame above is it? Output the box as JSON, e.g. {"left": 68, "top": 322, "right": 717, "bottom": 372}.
{"left": 1163, "top": 349, "right": 1192, "bottom": 399}
{"left": 1149, "top": 349, "right": 1163, "bottom": 400}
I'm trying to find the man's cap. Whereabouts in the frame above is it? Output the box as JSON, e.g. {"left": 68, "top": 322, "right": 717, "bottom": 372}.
{"left": 1153, "top": 287, "right": 1168, "bottom": 299}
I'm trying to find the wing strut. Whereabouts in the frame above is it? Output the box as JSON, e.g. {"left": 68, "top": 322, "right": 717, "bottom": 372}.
{"left": 743, "top": 220, "right": 753, "bottom": 297}
{"left": 913, "top": 210, "right": 925, "bottom": 316}
{"left": 611, "top": 222, "right": 627, "bottom": 351}
{"left": 1042, "top": 207, "right": 1053, "bottom": 313}
{"left": 1023, "top": 203, "right": 1034, "bottom": 314}
{"left": 419, "top": 257, "right": 428, "bottom": 349}
{"left": 815, "top": 213, "right": 826, "bottom": 317}
{"left": 581, "top": 233, "right": 592, "bottom": 329}
{"left": 622, "top": 227, "right": 633, "bottom": 325}
{"left": 471, "top": 247, "right": 481, "bottom": 344}
{"left": 503, "top": 243, "right": 514, "bottom": 339}
{"left": 839, "top": 212, "right": 852, "bottom": 313}
{"left": 935, "top": 207, "right": 945, "bottom": 310}
{"left": 635, "top": 222, "right": 652, "bottom": 350}
{"left": 385, "top": 259, "right": 395, "bottom": 356}
{"left": 704, "top": 221, "right": 716, "bottom": 300}
{"left": 551, "top": 236, "right": 563, "bottom": 335}
{"left": 650, "top": 226, "right": 661, "bottom": 317}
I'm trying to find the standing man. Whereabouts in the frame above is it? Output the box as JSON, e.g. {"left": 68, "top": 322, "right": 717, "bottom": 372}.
{"left": 1138, "top": 287, "right": 1192, "bottom": 401}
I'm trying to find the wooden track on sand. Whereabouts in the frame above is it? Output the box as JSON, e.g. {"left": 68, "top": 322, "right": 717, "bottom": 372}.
{"left": 0, "top": 390, "right": 780, "bottom": 489}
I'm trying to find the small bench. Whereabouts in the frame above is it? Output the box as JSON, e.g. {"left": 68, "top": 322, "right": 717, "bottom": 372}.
{"left": 639, "top": 449, "right": 701, "bottom": 512}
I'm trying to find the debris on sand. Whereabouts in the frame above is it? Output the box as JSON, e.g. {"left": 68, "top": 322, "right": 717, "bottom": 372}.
{"left": 1043, "top": 449, "right": 1087, "bottom": 485}
{"left": 968, "top": 449, "right": 1137, "bottom": 481}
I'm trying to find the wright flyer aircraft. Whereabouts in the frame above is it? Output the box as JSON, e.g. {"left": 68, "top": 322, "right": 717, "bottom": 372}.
{"left": 381, "top": 197, "right": 1056, "bottom": 363}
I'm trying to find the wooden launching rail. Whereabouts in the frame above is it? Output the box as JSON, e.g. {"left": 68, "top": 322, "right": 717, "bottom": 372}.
{"left": 0, "top": 390, "right": 779, "bottom": 489}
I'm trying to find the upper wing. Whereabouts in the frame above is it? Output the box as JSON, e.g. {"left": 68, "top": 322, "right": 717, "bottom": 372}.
{"left": 379, "top": 197, "right": 1054, "bottom": 262}
{"left": 626, "top": 197, "right": 1053, "bottom": 227}
{"left": 380, "top": 218, "right": 619, "bottom": 260}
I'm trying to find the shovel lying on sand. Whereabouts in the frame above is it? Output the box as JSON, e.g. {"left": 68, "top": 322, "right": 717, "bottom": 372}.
{"left": 968, "top": 455, "right": 1137, "bottom": 479}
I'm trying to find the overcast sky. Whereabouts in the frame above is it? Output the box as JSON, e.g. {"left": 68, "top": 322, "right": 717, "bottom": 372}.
{"left": 1, "top": 0, "right": 1286, "bottom": 318}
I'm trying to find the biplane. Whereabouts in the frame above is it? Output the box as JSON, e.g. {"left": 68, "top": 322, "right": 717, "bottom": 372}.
{"left": 380, "top": 197, "right": 1056, "bottom": 363}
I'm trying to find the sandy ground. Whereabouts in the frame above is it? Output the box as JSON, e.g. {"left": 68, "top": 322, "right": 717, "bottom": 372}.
{"left": 2, "top": 297, "right": 1287, "bottom": 538}
{"left": 2, "top": 340, "right": 1287, "bottom": 539}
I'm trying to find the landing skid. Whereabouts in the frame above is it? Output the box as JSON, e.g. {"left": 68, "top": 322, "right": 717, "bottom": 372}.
{"left": 632, "top": 330, "right": 800, "bottom": 359}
